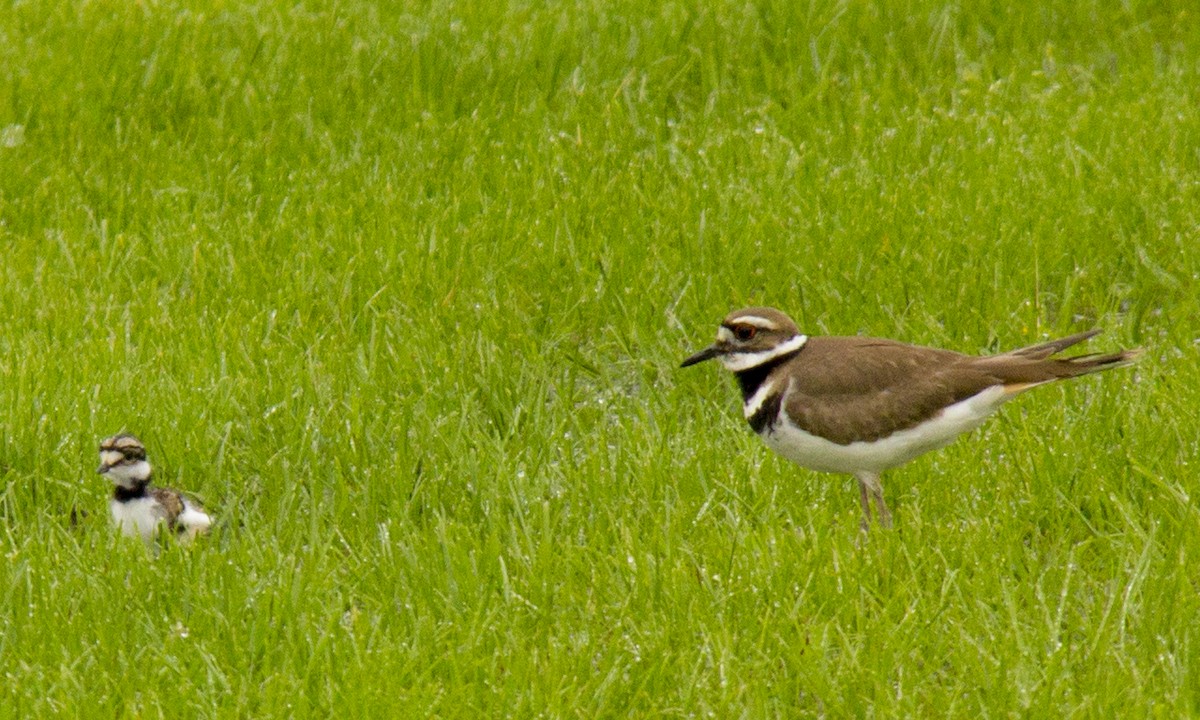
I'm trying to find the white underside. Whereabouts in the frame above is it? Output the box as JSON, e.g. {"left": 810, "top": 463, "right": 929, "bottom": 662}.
{"left": 110, "top": 497, "right": 212, "bottom": 543}
{"left": 762, "top": 384, "right": 1012, "bottom": 474}
{"left": 178, "top": 505, "right": 213, "bottom": 538}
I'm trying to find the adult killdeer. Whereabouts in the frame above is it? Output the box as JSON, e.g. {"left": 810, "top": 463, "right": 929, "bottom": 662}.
{"left": 98, "top": 434, "right": 212, "bottom": 544}
{"left": 681, "top": 307, "right": 1141, "bottom": 530}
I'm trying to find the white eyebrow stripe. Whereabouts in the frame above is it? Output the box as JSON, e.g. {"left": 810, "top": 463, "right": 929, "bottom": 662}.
{"left": 100, "top": 450, "right": 124, "bottom": 466}
{"left": 727, "top": 315, "right": 778, "bottom": 330}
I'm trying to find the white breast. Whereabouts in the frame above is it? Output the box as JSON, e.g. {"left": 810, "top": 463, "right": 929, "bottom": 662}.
{"left": 762, "top": 384, "right": 1011, "bottom": 474}
{"left": 110, "top": 497, "right": 166, "bottom": 541}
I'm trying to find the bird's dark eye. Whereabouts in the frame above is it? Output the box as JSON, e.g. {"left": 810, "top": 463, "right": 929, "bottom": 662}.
{"left": 734, "top": 326, "right": 756, "bottom": 342}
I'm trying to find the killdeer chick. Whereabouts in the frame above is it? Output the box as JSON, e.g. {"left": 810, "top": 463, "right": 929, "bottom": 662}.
{"left": 682, "top": 307, "right": 1142, "bottom": 531}
{"left": 98, "top": 434, "right": 212, "bottom": 544}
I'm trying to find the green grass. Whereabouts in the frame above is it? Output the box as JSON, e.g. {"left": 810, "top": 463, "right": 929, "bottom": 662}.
{"left": 1, "top": 0, "right": 1197, "bottom": 716}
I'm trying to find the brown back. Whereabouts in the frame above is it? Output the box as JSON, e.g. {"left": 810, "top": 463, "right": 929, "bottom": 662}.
{"left": 779, "top": 334, "right": 1138, "bottom": 445}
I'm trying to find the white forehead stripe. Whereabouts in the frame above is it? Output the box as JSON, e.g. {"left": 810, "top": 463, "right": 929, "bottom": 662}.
{"left": 100, "top": 450, "right": 123, "bottom": 466}
{"left": 719, "top": 334, "right": 808, "bottom": 372}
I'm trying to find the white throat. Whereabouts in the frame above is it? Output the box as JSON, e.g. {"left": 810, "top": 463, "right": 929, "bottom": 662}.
{"left": 106, "top": 460, "right": 152, "bottom": 489}
{"left": 719, "top": 334, "right": 808, "bottom": 372}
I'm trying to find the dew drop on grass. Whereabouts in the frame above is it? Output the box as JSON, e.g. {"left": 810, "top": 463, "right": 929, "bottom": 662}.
{"left": 0, "top": 124, "right": 24, "bottom": 147}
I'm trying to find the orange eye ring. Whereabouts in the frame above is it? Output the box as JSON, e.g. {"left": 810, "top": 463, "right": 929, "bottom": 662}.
{"left": 733, "top": 326, "right": 757, "bottom": 341}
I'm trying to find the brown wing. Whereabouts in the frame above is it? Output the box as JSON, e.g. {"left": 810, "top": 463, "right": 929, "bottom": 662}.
{"left": 977, "top": 330, "right": 1140, "bottom": 385}
{"left": 1005, "top": 329, "right": 1100, "bottom": 359}
{"left": 149, "top": 487, "right": 186, "bottom": 529}
{"left": 779, "top": 332, "right": 1138, "bottom": 445}
{"left": 779, "top": 337, "right": 1003, "bottom": 445}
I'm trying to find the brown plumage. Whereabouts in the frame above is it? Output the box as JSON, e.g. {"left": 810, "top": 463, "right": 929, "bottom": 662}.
{"left": 148, "top": 487, "right": 187, "bottom": 526}
{"left": 778, "top": 332, "right": 1141, "bottom": 445}
{"left": 682, "top": 306, "right": 1143, "bottom": 530}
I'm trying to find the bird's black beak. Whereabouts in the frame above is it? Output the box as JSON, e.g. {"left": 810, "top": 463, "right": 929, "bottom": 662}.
{"left": 97, "top": 464, "right": 110, "bottom": 475}
{"left": 680, "top": 345, "right": 722, "bottom": 368}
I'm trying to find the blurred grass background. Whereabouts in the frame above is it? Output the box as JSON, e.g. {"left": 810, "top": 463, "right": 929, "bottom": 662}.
{"left": 0, "top": 0, "right": 1196, "bottom": 716}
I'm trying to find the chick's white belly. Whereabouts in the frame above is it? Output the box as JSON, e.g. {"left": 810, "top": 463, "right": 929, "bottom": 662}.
{"left": 110, "top": 497, "right": 165, "bottom": 539}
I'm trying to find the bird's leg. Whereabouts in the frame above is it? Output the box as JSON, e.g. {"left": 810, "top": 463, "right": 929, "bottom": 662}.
{"left": 855, "top": 471, "right": 891, "bottom": 530}
{"left": 872, "top": 482, "right": 893, "bottom": 529}
{"left": 856, "top": 474, "right": 873, "bottom": 532}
